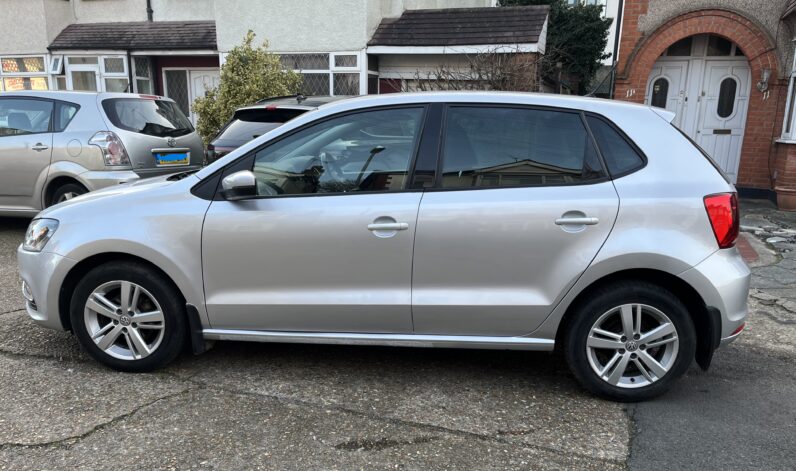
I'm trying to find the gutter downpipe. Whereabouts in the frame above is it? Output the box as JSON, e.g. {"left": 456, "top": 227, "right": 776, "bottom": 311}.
{"left": 609, "top": 0, "right": 624, "bottom": 99}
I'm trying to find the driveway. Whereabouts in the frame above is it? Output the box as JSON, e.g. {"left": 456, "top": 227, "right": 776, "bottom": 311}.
{"left": 0, "top": 200, "right": 793, "bottom": 470}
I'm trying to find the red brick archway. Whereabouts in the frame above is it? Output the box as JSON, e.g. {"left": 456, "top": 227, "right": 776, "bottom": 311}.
{"left": 614, "top": 8, "right": 781, "bottom": 189}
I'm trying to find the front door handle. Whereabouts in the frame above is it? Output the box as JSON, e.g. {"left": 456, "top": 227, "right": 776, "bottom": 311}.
{"left": 31, "top": 143, "right": 49, "bottom": 152}
{"left": 555, "top": 217, "right": 599, "bottom": 226}
{"left": 367, "top": 222, "right": 409, "bottom": 231}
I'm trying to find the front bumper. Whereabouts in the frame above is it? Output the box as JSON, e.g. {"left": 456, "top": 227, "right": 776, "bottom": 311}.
{"left": 80, "top": 169, "right": 140, "bottom": 191}
{"left": 679, "top": 246, "right": 751, "bottom": 345}
{"left": 16, "top": 247, "right": 77, "bottom": 331}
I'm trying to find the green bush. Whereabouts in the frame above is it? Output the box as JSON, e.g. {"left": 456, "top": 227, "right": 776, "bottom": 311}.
{"left": 193, "top": 31, "right": 302, "bottom": 144}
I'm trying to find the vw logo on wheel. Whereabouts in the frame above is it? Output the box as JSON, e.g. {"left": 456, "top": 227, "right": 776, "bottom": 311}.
{"left": 625, "top": 341, "right": 638, "bottom": 352}
{"left": 166, "top": 137, "right": 177, "bottom": 147}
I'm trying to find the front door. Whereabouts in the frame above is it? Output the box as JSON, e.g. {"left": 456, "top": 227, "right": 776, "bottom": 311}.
{"left": 411, "top": 105, "right": 619, "bottom": 336}
{"left": 189, "top": 70, "right": 220, "bottom": 124}
{"left": 0, "top": 97, "right": 54, "bottom": 211}
{"left": 694, "top": 60, "right": 751, "bottom": 183}
{"left": 645, "top": 61, "right": 688, "bottom": 128}
{"left": 202, "top": 106, "right": 428, "bottom": 332}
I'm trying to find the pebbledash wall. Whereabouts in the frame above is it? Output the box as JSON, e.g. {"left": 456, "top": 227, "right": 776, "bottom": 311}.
{"left": 613, "top": 0, "right": 796, "bottom": 208}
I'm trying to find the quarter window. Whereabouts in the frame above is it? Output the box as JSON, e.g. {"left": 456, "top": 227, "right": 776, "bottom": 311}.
{"left": 251, "top": 107, "right": 424, "bottom": 196}
{"left": 586, "top": 116, "right": 645, "bottom": 176}
{"left": 0, "top": 99, "right": 53, "bottom": 136}
{"left": 54, "top": 102, "right": 79, "bottom": 132}
{"left": 439, "top": 107, "right": 604, "bottom": 188}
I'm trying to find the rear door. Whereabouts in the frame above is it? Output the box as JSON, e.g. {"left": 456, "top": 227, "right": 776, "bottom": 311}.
{"left": 0, "top": 97, "right": 54, "bottom": 211}
{"left": 411, "top": 105, "right": 619, "bottom": 336}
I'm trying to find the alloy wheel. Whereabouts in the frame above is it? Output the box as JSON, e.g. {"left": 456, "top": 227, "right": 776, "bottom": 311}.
{"left": 56, "top": 192, "right": 80, "bottom": 203}
{"left": 585, "top": 303, "right": 679, "bottom": 388}
{"left": 83, "top": 280, "right": 166, "bottom": 361}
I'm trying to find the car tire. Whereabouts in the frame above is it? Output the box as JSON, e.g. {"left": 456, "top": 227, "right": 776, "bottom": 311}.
{"left": 70, "top": 261, "right": 187, "bottom": 372}
{"left": 564, "top": 281, "right": 696, "bottom": 402}
{"left": 49, "top": 183, "right": 87, "bottom": 207}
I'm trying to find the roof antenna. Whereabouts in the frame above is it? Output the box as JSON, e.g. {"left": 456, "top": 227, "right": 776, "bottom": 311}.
{"left": 296, "top": 94, "right": 306, "bottom": 104}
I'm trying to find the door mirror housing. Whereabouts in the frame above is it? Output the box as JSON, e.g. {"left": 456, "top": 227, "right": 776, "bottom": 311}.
{"left": 220, "top": 170, "right": 257, "bottom": 201}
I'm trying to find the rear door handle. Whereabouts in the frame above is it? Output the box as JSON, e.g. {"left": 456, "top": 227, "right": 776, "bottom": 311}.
{"left": 31, "top": 143, "right": 49, "bottom": 152}
{"left": 555, "top": 217, "right": 599, "bottom": 226}
{"left": 367, "top": 222, "right": 409, "bottom": 231}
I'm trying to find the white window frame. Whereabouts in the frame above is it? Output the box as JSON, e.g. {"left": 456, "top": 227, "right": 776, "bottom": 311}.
{"left": 0, "top": 55, "right": 49, "bottom": 91}
{"left": 100, "top": 55, "right": 128, "bottom": 77}
{"left": 280, "top": 51, "right": 366, "bottom": 96}
{"left": 781, "top": 48, "right": 796, "bottom": 141}
{"left": 132, "top": 57, "right": 153, "bottom": 94}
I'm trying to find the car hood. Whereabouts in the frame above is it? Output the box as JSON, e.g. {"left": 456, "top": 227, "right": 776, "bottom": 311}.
{"left": 38, "top": 173, "right": 196, "bottom": 219}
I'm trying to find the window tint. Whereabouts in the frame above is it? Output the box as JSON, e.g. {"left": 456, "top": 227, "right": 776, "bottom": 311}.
{"left": 252, "top": 107, "right": 424, "bottom": 196}
{"left": 440, "top": 107, "right": 604, "bottom": 188}
{"left": 54, "top": 102, "right": 79, "bottom": 132}
{"left": 102, "top": 98, "right": 194, "bottom": 137}
{"left": 214, "top": 108, "right": 306, "bottom": 145}
{"left": 0, "top": 98, "right": 53, "bottom": 136}
{"left": 586, "top": 116, "right": 645, "bottom": 176}
{"left": 717, "top": 78, "right": 737, "bottom": 118}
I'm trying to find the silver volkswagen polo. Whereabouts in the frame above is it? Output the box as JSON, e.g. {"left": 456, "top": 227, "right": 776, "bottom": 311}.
{"left": 16, "top": 92, "right": 750, "bottom": 401}
{"left": 0, "top": 91, "right": 203, "bottom": 216}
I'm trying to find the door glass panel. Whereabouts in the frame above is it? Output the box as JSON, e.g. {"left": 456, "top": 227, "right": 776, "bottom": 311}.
{"left": 252, "top": 107, "right": 424, "bottom": 195}
{"left": 71, "top": 71, "right": 98, "bottom": 91}
{"left": 0, "top": 98, "right": 53, "bottom": 136}
{"left": 717, "top": 77, "right": 737, "bottom": 118}
{"left": 165, "top": 70, "right": 189, "bottom": 115}
{"left": 440, "top": 107, "right": 604, "bottom": 188}
{"left": 651, "top": 77, "right": 669, "bottom": 109}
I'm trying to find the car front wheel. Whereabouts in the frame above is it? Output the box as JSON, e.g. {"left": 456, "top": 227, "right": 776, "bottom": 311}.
{"left": 564, "top": 281, "right": 696, "bottom": 402}
{"left": 70, "top": 262, "right": 186, "bottom": 372}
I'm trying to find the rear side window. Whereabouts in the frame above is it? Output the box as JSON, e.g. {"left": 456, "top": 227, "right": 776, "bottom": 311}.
{"left": 54, "top": 102, "right": 79, "bottom": 132}
{"left": 586, "top": 115, "right": 645, "bottom": 176}
{"left": 440, "top": 106, "right": 605, "bottom": 188}
{"left": 102, "top": 98, "right": 194, "bottom": 137}
{"left": 214, "top": 108, "right": 305, "bottom": 143}
{"left": 0, "top": 98, "right": 53, "bottom": 136}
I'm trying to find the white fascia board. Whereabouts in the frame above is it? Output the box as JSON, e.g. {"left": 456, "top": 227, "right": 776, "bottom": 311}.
{"left": 367, "top": 44, "right": 539, "bottom": 55}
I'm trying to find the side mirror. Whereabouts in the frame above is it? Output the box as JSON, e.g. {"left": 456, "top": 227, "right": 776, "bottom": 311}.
{"left": 220, "top": 170, "right": 256, "bottom": 201}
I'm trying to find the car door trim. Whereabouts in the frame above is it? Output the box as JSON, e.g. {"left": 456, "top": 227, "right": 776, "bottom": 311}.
{"left": 202, "top": 329, "right": 555, "bottom": 350}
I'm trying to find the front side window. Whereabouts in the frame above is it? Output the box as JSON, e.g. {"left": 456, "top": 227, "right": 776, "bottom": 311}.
{"left": 102, "top": 98, "right": 194, "bottom": 137}
{"left": 0, "top": 98, "right": 53, "bottom": 136}
{"left": 440, "top": 106, "right": 604, "bottom": 188}
{"left": 252, "top": 107, "right": 424, "bottom": 196}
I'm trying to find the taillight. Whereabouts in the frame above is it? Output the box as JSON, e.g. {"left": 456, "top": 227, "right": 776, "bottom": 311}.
{"left": 89, "top": 131, "right": 131, "bottom": 167}
{"left": 703, "top": 192, "right": 739, "bottom": 249}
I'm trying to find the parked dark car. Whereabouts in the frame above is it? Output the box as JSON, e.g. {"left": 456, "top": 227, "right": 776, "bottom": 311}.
{"left": 206, "top": 95, "right": 347, "bottom": 163}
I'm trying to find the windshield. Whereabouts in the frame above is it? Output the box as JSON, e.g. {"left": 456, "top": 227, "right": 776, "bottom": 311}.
{"left": 102, "top": 98, "right": 194, "bottom": 137}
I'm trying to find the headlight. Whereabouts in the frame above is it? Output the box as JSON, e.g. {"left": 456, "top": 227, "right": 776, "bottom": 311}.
{"left": 23, "top": 218, "right": 59, "bottom": 252}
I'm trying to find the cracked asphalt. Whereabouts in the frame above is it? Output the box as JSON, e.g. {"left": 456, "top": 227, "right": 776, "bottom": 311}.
{"left": 0, "top": 200, "right": 794, "bottom": 470}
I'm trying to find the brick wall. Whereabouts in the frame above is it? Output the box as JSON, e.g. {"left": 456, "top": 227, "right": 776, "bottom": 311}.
{"left": 613, "top": 2, "right": 785, "bottom": 192}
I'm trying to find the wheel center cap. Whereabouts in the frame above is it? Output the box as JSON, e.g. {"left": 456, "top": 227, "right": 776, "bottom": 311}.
{"left": 119, "top": 315, "right": 132, "bottom": 326}
{"left": 625, "top": 340, "right": 638, "bottom": 352}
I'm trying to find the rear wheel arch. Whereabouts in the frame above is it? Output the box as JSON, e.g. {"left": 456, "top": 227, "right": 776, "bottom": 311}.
{"left": 45, "top": 176, "right": 87, "bottom": 206}
{"left": 58, "top": 253, "right": 185, "bottom": 332}
{"left": 556, "top": 268, "right": 715, "bottom": 366}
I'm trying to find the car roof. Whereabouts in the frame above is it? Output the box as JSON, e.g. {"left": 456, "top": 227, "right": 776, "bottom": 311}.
{"left": 0, "top": 90, "right": 174, "bottom": 104}
{"left": 239, "top": 95, "right": 350, "bottom": 111}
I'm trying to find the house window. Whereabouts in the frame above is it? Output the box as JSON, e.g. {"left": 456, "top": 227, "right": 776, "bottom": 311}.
{"left": 279, "top": 52, "right": 362, "bottom": 96}
{"left": 782, "top": 49, "right": 796, "bottom": 140}
{"left": 133, "top": 57, "right": 152, "bottom": 94}
{"left": 0, "top": 56, "right": 48, "bottom": 91}
{"left": 64, "top": 55, "right": 131, "bottom": 92}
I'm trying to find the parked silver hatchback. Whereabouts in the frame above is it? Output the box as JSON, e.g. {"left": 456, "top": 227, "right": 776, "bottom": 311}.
{"left": 16, "top": 92, "right": 750, "bottom": 401}
{"left": 0, "top": 91, "right": 203, "bottom": 216}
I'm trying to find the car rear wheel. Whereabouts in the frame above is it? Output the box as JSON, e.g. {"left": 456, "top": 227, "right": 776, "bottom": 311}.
{"left": 564, "top": 281, "right": 696, "bottom": 402}
{"left": 50, "top": 182, "right": 87, "bottom": 206}
{"left": 70, "top": 262, "right": 186, "bottom": 372}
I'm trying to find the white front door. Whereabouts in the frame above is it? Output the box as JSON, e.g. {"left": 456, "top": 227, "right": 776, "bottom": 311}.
{"left": 694, "top": 60, "right": 751, "bottom": 183}
{"left": 646, "top": 61, "right": 688, "bottom": 128}
{"left": 188, "top": 70, "right": 220, "bottom": 124}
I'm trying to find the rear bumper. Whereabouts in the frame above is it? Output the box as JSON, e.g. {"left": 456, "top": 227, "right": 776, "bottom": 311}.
{"left": 80, "top": 169, "right": 140, "bottom": 191}
{"left": 679, "top": 246, "right": 750, "bottom": 344}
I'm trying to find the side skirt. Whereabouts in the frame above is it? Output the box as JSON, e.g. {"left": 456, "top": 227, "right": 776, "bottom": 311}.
{"left": 202, "top": 329, "right": 555, "bottom": 351}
